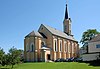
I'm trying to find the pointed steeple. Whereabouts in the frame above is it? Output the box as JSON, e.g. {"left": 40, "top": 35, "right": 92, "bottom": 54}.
{"left": 63, "top": 3, "right": 72, "bottom": 35}
{"left": 65, "top": 4, "right": 69, "bottom": 19}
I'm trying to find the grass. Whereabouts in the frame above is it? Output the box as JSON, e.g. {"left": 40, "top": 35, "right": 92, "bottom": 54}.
{"left": 0, "top": 62, "right": 100, "bottom": 69}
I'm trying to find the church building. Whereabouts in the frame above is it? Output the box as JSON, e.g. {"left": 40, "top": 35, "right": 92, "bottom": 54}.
{"left": 24, "top": 4, "right": 79, "bottom": 62}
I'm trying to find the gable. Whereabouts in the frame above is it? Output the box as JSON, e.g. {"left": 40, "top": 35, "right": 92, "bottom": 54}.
{"left": 25, "top": 31, "right": 42, "bottom": 38}
{"left": 38, "top": 24, "right": 52, "bottom": 38}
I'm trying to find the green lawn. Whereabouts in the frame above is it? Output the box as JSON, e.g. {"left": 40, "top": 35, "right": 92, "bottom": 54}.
{"left": 1, "top": 62, "right": 100, "bottom": 69}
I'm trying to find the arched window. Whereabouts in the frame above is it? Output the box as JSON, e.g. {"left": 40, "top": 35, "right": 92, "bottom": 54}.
{"left": 41, "top": 41, "right": 46, "bottom": 47}
{"left": 53, "top": 39, "right": 57, "bottom": 51}
{"left": 69, "top": 41, "right": 71, "bottom": 53}
{"left": 55, "top": 40, "right": 57, "bottom": 51}
{"left": 64, "top": 42, "right": 67, "bottom": 52}
{"left": 68, "top": 42, "right": 70, "bottom": 53}
{"left": 26, "top": 43, "right": 29, "bottom": 52}
{"left": 30, "top": 43, "right": 35, "bottom": 52}
{"left": 31, "top": 44, "right": 34, "bottom": 52}
{"left": 60, "top": 41, "right": 62, "bottom": 52}
{"left": 72, "top": 43, "right": 74, "bottom": 53}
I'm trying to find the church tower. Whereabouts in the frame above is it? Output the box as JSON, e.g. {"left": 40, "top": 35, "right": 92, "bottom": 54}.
{"left": 63, "top": 4, "right": 71, "bottom": 35}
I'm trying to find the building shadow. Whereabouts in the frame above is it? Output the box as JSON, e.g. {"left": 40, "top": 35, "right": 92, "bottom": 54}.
{"left": 78, "top": 60, "right": 100, "bottom": 66}
{"left": 0, "top": 68, "right": 11, "bottom": 69}
{"left": 89, "top": 60, "right": 100, "bottom": 66}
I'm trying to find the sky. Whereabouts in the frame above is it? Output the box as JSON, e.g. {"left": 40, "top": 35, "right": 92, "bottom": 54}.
{"left": 0, "top": 0, "right": 100, "bottom": 53}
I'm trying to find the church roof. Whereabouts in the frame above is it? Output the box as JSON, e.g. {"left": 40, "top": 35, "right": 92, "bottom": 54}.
{"left": 25, "top": 31, "right": 42, "bottom": 38}
{"left": 89, "top": 34, "right": 100, "bottom": 42}
{"left": 42, "top": 24, "right": 77, "bottom": 41}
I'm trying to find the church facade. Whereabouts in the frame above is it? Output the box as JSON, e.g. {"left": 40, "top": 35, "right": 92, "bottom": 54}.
{"left": 24, "top": 4, "right": 79, "bottom": 62}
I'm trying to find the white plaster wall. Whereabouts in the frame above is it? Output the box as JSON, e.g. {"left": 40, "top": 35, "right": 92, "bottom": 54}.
{"left": 82, "top": 53, "right": 99, "bottom": 61}
{"left": 88, "top": 41, "right": 100, "bottom": 53}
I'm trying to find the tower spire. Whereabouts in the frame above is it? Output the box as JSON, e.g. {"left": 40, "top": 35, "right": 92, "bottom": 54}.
{"left": 65, "top": 0, "right": 69, "bottom": 19}
{"left": 65, "top": 4, "right": 69, "bottom": 19}
{"left": 63, "top": 2, "right": 72, "bottom": 35}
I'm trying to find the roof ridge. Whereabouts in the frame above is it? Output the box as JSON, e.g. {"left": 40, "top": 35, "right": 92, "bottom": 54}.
{"left": 42, "top": 24, "right": 64, "bottom": 33}
{"left": 42, "top": 24, "right": 76, "bottom": 41}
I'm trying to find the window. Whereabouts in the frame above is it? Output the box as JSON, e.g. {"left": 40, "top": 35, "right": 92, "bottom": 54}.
{"left": 30, "top": 43, "right": 35, "bottom": 52}
{"left": 67, "top": 45, "right": 69, "bottom": 53}
{"left": 31, "top": 44, "right": 34, "bottom": 52}
{"left": 41, "top": 27, "right": 43, "bottom": 30}
{"left": 41, "top": 41, "right": 46, "bottom": 47}
{"left": 54, "top": 40, "right": 57, "bottom": 51}
{"left": 26, "top": 44, "right": 29, "bottom": 52}
{"left": 68, "top": 42, "right": 70, "bottom": 52}
{"left": 96, "top": 44, "right": 100, "bottom": 48}
{"left": 66, "top": 43, "right": 68, "bottom": 52}
{"left": 71, "top": 43, "right": 74, "bottom": 53}
{"left": 60, "top": 41, "right": 62, "bottom": 52}
{"left": 64, "top": 42, "right": 67, "bottom": 52}
{"left": 55, "top": 40, "right": 57, "bottom": 51}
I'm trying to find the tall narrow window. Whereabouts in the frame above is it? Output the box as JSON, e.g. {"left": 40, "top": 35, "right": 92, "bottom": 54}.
{"left": 30, "top": 43, "right": 35, "bottom": 52}
{"left": 68, "top": 42, "right": 70, "bottom": 53}
{"left": 54, "top": 40, "right": 57, "bottom": 51}
{"left": 55, "top": 40, "right": 57, "bottom": 51}
{"left": 26, "top": 43, "right": 29, "bottom": 52}
{"left": 71, "top": 42, "right": 73, "bottom": 53}
{"left": 67, "top": 45, "right": 69, "bottom": 53}
{"left": 65, "top": 43, "right": 67, "bottom": 52}
{"left": 60, "top": 41, "right": 62, "bottom": 52}
{"left": 72, "top": 43, "right": 75, "bottom": 53}
{"left": 69, "top": 42, "right": 71, "bottom": 53}
{"left": 31, "top": 44, "right": 34, "bottom": 52}
{"left": 55, "top": 40, "right": 56, "bottom": 51}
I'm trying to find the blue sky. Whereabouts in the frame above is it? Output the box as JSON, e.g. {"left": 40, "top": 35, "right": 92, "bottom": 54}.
{"left": 0, "top": 0, "right": 100, "bottom": 53}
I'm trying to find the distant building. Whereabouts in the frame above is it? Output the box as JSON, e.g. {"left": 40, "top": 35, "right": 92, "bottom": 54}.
{"left": 24, "top": 4, "right": 79, "bottom": 62}
{"left": 82, "top": 34, "right": 100, "bottom": 61}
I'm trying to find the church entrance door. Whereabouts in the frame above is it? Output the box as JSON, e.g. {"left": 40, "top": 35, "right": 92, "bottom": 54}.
{"left": 47, "top": 54, "right": 50, "bottom": 60}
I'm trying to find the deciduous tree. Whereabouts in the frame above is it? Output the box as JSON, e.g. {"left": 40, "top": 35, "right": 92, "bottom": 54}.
{"left": 80, "top": 29, "right": 100, "bottom": 53}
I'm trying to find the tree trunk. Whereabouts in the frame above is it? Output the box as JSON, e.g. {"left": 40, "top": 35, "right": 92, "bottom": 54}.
{"left": 11, "top": 64, "right": 13, "bottom": 69}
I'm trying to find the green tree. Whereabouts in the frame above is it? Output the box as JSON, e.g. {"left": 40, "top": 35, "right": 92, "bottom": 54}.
{"left": 1, "top": 54, "right": 12, "bottom": 66}
{"left": 9, "top": 46, "right": 22, "bottom": 68}
{"left": 17, "top": 49, "right": 24, "bottom": 62}
{"left": 80, "top": 29, "right": 100, "bottom": 53}
{"left": 0, "top": 48, "right": 5, "bottom": 64}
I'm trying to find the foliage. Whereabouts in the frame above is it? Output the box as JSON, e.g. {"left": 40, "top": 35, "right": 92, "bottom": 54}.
{"left": 0, "top": 46, "right": 23, "bottom": 69}
{"left": 80, "top": 29, "right": 100, "bottom": 47}
{"left": 0, "top": 48, "right": 5, "bottom": 66}
{"left": 80, "top": 29, "right": 100, "bottom": 53}
{"left": 8, "top": 46, "right": 23, "bottom": 68}
{"left": 2, "top": 54, "right": 11, "bottom": 65}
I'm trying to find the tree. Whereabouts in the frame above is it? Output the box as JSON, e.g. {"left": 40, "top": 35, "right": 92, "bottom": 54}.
{"left": 1, "top": 54, "right": 10, "bottom": 66}
{"left": 0, "top": 47, "right": 23, "bottom": 69}
{"left": 0, "top": 48, "right": 5, "bottom": 65}
{"left": 18, "top": 49, "right": 24, "bottom": 62}
{"left": 8, "top": 46, "right": 23, "bottom": 68}
{"left": 80, "top": 29, "right": 100, "bottom": 53}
